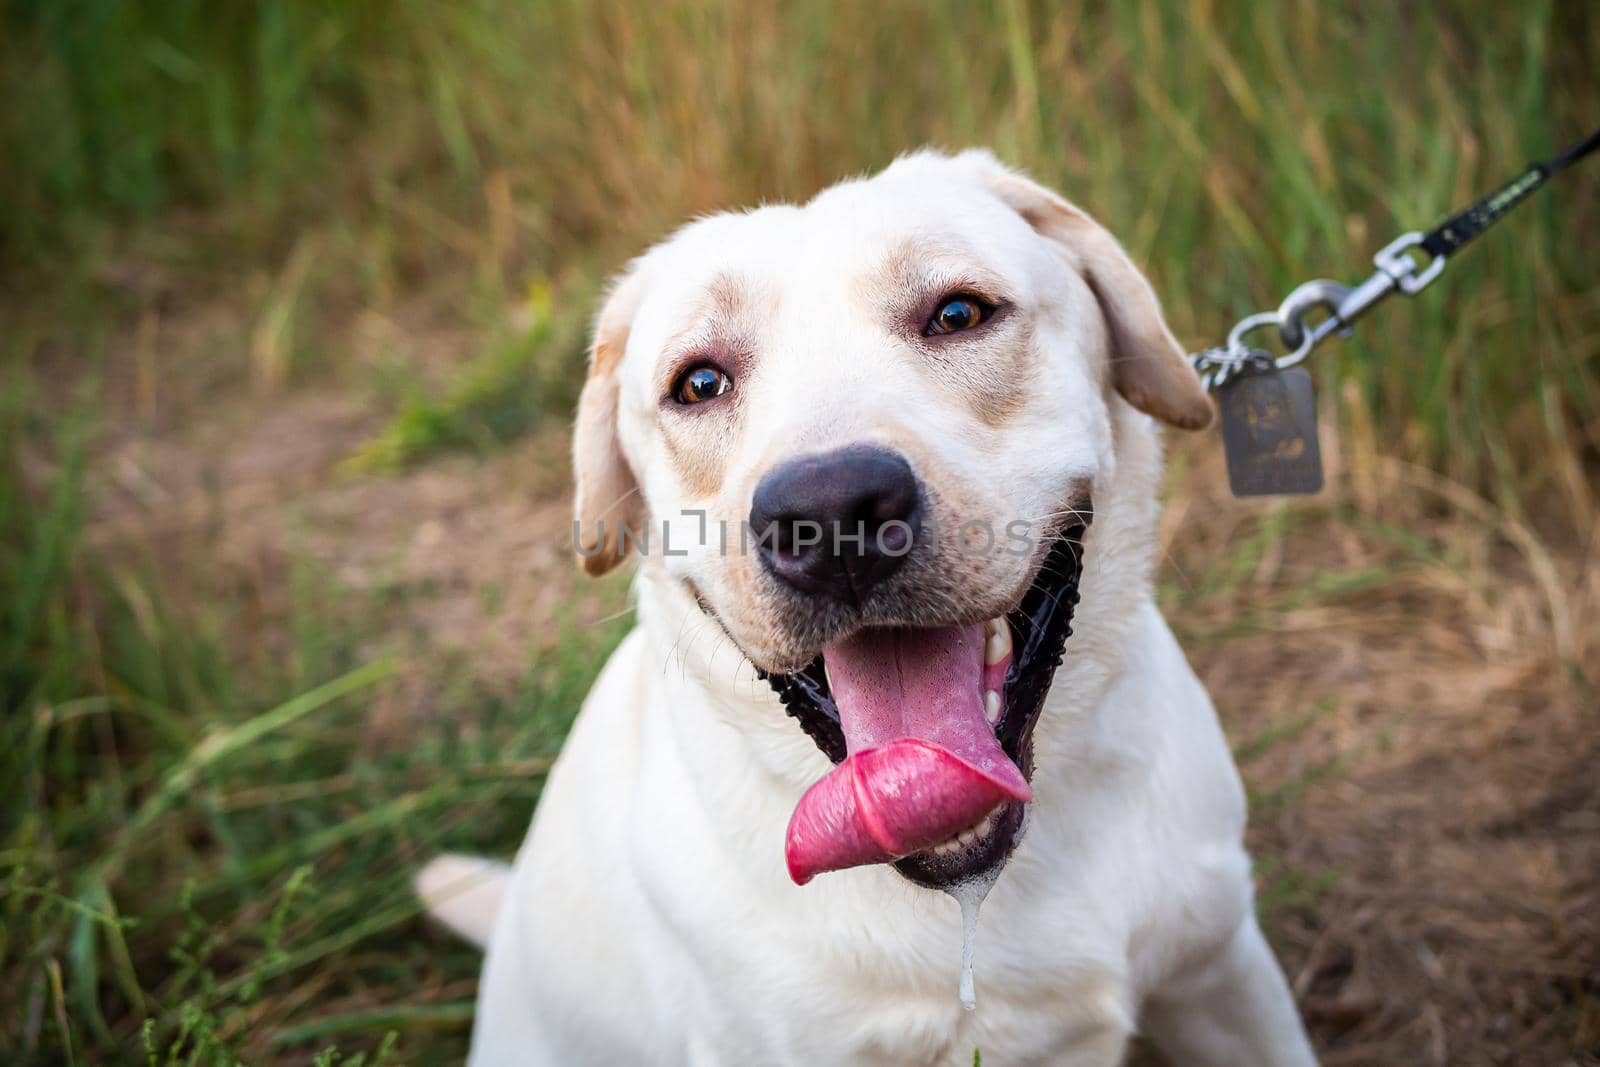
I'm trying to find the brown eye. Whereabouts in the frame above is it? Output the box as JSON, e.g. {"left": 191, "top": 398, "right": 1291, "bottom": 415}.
{"left": 926, "top": 295, "right": 988, "bottom": 336}
{"left": 672, "top": 363, "right": 733, "bottom": 405}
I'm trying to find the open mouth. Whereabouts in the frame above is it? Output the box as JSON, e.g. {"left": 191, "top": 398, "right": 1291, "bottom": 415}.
{"left": 759, "top": 508, "right": 1090, "bottom": 890}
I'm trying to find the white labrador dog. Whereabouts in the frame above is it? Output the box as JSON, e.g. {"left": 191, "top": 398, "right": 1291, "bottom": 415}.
{"left": 418, "top": 150, "right": 1319, "bottom": 1066}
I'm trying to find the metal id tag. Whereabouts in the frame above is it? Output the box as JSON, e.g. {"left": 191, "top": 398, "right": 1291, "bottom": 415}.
{"left": 1217, "top": 354, "right": 1323, "bottom": 496}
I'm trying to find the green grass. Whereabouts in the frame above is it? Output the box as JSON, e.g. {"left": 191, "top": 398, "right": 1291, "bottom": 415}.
{"left": 340, "top": 278, "right": 596, "bottom": 473}
{"left": 2, "top": 2, "right": 1597, "bottom": 1062}
{"left": 1, "top": 392, "right": 631, "bottom": 1063}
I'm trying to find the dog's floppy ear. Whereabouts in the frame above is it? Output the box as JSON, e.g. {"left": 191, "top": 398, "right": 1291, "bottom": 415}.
{"left": 959, "top": 150, "right": 1213, "bottom": 430}
{"left": 573, "top": 265, "right": 649, "bottom": 576}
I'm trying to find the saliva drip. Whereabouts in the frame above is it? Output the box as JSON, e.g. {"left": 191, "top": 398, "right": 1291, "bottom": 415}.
{"left": 945, "top": 864, "right": 1002, "bottom": 1011}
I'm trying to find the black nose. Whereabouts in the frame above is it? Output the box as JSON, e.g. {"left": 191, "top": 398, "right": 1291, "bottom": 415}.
{"left": 748, "top": 445, "right": 922, "bottom": 602}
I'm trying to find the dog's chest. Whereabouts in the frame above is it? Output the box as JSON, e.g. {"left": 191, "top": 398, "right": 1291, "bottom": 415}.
{"left": 695, "top": 949, "right": 1132, "bottom": 1066}
{"left": 824, "top": 965, "right": 1131, "bottom": 1066}
{"left": 648, "top": 867, "right": 1134, "bottom": 1065}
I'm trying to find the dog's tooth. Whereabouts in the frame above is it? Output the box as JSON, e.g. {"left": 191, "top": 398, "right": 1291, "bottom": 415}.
{"left": 985, "top": 624, "right": 1012, "bottom": 666}
{"left": 929, "top": 804, "right": 1011, "bottom": 859}
{"left": 984, "top": 689, "right": 1002, "bottom": 725}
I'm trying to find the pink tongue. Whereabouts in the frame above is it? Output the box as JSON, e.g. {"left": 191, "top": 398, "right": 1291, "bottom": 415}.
{"left": 784, "top": 624, "right": 1030, "bottom": 885}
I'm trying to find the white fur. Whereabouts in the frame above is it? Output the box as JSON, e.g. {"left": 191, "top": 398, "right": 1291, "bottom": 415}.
{"left": 415, "top": 855, "right": 511, "bottom": 948}
{"left": 426, "top": 152, "right": 1318, "bottom": 1066}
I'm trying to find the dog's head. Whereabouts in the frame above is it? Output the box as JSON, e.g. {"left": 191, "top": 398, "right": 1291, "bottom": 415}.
{"left": 572, "top": 150, "right": 1209, "bottom": 890}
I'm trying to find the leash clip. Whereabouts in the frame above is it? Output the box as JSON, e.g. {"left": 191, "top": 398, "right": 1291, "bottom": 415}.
{"left": 1185, "top": 123, "right": 1597, "bottom": 496}
{"left": 1216, "top": 230, "right": 1451, "bottom": 380}
{"left": 1373, "top": 231, "right": 1446, "bottom": 295}
{"left": 1275, "top": 278, "right": 1355, "bottom": 352}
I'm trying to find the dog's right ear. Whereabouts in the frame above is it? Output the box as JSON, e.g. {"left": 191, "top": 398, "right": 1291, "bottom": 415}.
{"left": 955, "top": 149, "right": 1214, "bottom": 431}
{"left": 573, "top": 265, "right": 649, "bottom": 576}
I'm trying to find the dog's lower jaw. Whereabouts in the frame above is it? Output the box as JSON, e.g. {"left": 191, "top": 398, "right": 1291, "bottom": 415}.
{"left": 763, "top": 512, "right": 1090, "bottom": 889}
{"left": 894, "top": 797, "right": 1028, "bottom": 889}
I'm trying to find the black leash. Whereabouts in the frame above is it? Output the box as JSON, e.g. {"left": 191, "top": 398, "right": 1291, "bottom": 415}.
{"left": 1420, "top": 125, "right": 1600, "bottom": 260}
{"left": 1188, "top": 125, "right": 1600, "bottom": 498}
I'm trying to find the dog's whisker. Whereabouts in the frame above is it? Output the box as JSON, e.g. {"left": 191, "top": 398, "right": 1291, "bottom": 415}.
{"left": 588, "top": 603, "right": 638, "bottom": 627}
{"left": 662, "top": 607, "right": 703, "bottom": 679}
{"left": 1007, "top": 506, "right": 1095, "bottom": 526}
{"left": 676, "top": 613, "right": 721, "bottom": 682}
{"left": 1019, "top": 505, "right": 1092, "bottom": 522}
{"left": 597, "top": 483, "right": 645, "bottom": 520}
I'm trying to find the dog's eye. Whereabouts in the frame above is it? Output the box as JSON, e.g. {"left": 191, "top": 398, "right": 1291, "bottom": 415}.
{"left": 925, "top": 295, "right": 989, "bottom": 336}
{"left": 672, "top": 363, "right": 734, "bottom": 405}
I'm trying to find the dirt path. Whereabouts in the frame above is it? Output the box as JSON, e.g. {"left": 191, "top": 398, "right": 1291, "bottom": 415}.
{"left": 1157, "top": 450, "right": 1599, "bottom": 1066}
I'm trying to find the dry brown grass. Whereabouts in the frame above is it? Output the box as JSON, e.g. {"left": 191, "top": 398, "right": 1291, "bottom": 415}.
{"left": 1155, "top": 430, "right": 1599, "bottom": 1065}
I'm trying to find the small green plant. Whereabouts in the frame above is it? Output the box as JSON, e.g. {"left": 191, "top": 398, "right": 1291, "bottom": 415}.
{"left": 344, "top": 278, "right": 594, "bottom": 473}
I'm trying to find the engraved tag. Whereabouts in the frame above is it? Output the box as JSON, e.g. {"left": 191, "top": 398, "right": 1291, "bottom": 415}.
{"left": 1218, "top": 358, "right": 1323, "bottom": 496}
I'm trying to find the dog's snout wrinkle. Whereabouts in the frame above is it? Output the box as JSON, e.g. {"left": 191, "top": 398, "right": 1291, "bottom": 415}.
{"left": 749, "top": 445, "right": 921, "bottom": 603}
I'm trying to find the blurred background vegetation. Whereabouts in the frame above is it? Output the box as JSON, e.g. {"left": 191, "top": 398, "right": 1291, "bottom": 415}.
{"left": 2, "top": 1, "right": 1596, "bottom": 1063}
{"left": 5, "top": 0, "right": 1596, "bottom": 495}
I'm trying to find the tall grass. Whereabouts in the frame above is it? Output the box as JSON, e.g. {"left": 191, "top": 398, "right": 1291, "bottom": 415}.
{"left": 4, "top": 1, "right": 1596, "bottom": 507}
{"left": 1, "top": 381, "right": 631, "bottom": 1062}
